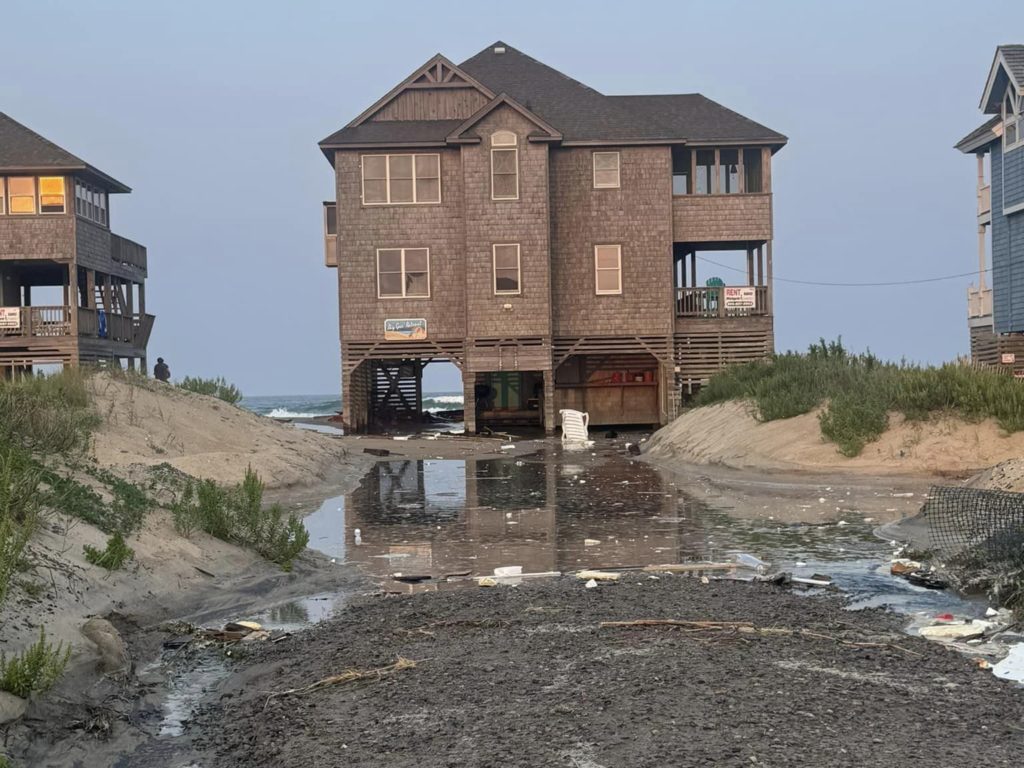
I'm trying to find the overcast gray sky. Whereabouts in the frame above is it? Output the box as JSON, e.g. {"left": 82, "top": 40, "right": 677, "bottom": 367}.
{"left": 3, "top": 0, "right": 1020, "bottom": 395}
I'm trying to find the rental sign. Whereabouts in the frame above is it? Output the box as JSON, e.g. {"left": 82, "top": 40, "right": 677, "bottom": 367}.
{"left": 0, "top": 307, "right": 21, "bottom": 330}
{"left": 723, "top": 286, "right": 757, "bottom": 310}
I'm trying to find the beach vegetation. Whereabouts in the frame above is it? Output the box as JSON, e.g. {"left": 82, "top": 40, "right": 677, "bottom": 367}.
{"left": 179, "top": 375, "right": 243, "bottom": 405}
{"left": 0, "top": 627, "right": 71, "bottom": 699}
{"left": 83, "top": 532, "right": 135, "bottom": 571}
{"left": 0, "top": 446, "right": 44, "bottom": 606}
{"left": 171, "top": 467, "right": 309, "bottom": 569}
{"left": 0, "top": 368, "right": 98, "bottom": 454}
{"left": 697, "top": 337, "right": 1024, "bottom": 456}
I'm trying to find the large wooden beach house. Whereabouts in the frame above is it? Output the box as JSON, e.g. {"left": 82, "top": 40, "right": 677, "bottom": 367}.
{"left": 0, "top": 112, "right": 153, "bottom": 375}
{"left": 320, "top": 42, "right": 786, "bottom": 432}
{"left": 956, "top": 45, "right": 1024, "bottom": 369}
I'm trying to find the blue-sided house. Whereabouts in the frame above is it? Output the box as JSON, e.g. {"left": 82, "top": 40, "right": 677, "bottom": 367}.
{"left": 957, "top": 45, "right": 1024, "bottom": 368}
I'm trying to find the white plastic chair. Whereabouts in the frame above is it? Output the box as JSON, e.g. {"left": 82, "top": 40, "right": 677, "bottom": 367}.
{"left": 559, "top": 409, "right": 591, "bottom": 447}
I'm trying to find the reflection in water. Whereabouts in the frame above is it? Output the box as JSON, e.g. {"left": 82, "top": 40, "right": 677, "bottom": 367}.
{"left": 304, "top": 449, "right": 980, "bottom": 616}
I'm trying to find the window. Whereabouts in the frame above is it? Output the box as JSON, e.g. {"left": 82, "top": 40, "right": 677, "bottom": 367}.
{"left": 74, "top": 179, "right": 108, "bottom": 225}
{"left": 1004, "top": 89, "right": 1022, "bottom": 151}
{"left": 593, "top": 152, "right": 620, "bottom": 188}
{"left": 594, "top": 245, "right": 622, "bottom": 295}
{"left": 672, "top": 148, "right": 691, "bottom": 194}
{"left": 491, "top": 131, "right": 518, "bottom": 200}
{"left": 8, "top": 177, "right": 36, "bottom": 214}
{"left": 493, "top": 244, "right": 521, "bottom": 294}
{"left": 377, "top": 247, "right": 430, "bottom": 298}
{"left": 39, "top": 177, "right": 65, "bottom": 214}
{"left": 361, "top": 154, "right": 441, "bottom": 205}
{"left": 0, "top": 178, "right": 5, "bottom": 215}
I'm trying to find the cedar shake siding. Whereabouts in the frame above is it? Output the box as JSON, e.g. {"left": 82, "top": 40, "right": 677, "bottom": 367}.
{"left": 0, "top": 112, "right": 153, "bottom": 373}
{"left": 320, "top": 43, "right": 786, "bottom": 432}
{"left": 957, "top": 45, "right": 1024, "bottom": 368}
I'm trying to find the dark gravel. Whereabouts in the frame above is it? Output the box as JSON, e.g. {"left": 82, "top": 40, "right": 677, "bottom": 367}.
{"left": 192, "top": 576, "right": 1024, "bottom": 767}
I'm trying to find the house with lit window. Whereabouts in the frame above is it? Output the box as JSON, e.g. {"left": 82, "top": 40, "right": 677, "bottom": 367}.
{"left": 956, "top": 45, "right": 1024, "bottom": 368}
{"left": 319, "top": 42, "right": 786, "bottom": 433}
{"left": 0, "top": 112, "right": 153, "bottom": 374}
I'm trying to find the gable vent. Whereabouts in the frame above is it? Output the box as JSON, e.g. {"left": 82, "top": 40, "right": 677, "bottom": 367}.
{"left": 494, "top": 45, "right": 506, "bottom": 54}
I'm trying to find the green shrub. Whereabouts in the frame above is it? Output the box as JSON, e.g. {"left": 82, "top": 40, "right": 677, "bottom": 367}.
{"left": 0, "top": 446, "right": 43, "bottom": 606}
{"left": 40, "top": 467, "right": 151, "bottom": 537}
{"left": 179, "top": 376, "right": 243, "bottom": 405}
{"left": 0, "top": 626, "right": 70, "bottom": 698}
{"left": 173, "top": 467, "right": 309, "bottom": 569}
{"left": 83, "top": 532, "right": 135, "bottom": 571}
{"left": 0, "top": 368, "right": 98, "bottom": 454}
{"left": 695, "top": 337, "right": 1024, "bottom": 456}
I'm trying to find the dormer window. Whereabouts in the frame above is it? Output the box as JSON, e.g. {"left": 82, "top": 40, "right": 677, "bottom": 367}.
{"left": 490, "top": 131, "right": 519, "bottom": 200}
{"left": 1004, "top": 89, "right": 1022, "bottom": 151}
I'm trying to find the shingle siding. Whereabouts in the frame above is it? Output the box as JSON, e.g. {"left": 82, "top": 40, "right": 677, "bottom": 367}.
{"left": 991, "top": 141, "right": 1024, "bottom": 333}
{"left": 550, "top": 146, "right": 674, "bottom": 337}
{"left": 1003, "top": 144, "right": 1024, "bottom": 211}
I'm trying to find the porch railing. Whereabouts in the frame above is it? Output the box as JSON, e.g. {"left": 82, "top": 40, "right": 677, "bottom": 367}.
{"left": 968, "top": 286, "right": 993, "bottom": 319}
{"left": 110, "top": 234, "right": 148, "bottom": 271}
{"left": 676, "top": 285, "right": 770, "bottom": 318}
{"left": 0, "top": 306, "right": 72, "bottom": 337}
{"left": 78, "top": 308, "right": 151, "bottom": 345}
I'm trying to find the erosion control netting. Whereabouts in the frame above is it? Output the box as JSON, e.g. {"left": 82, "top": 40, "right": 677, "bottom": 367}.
{"left": 923, "top": 485, "right": 1024, "bottom": 598}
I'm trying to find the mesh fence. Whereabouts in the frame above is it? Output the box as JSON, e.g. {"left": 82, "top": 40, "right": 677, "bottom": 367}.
{"left": 923, "top": 486, "right": 1024, "bottom": 572}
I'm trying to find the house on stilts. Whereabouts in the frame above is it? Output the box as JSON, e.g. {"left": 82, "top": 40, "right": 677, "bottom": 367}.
{"left": 319, "top": 42, "right": 786, "bottom": 432}
{"left": 0, "top": 112, "right": 153, "bottom": 375}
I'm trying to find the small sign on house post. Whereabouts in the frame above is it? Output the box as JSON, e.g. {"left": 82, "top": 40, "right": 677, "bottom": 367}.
{"left": 1002, "top": 352, "right": 1016, "bottom": 365}
{"left": 0, "top": 308, "right": 22, "bottom": 330}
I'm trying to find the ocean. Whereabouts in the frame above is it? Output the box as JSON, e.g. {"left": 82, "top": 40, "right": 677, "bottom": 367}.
{"left": 240, "top": 392, "right": 464, "bottom": 419}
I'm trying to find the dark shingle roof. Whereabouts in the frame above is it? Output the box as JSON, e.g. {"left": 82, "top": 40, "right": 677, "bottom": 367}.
{"left": 320, "top": 119, "right": 463, "bottom": 147}
{"left": 1002, "top": 45, "right": 1024, "bottom": 85}
{"left": 0, "top": 112, "right": 130, "bottom": 192}
{"left": 607, "top": 95, "right": 786, "bottom": 143}
{"left": 320, "top": 42, "right": 786, "bottom": 149}
{"left": 955, "top": 115, "right": 1001, "bottom": 153}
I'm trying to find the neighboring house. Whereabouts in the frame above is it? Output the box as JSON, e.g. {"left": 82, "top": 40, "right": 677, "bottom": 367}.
{"left": 320, "top": 42, "right": 786, "bottom": 432}
{"left": 0, "top": 112, "right": 153, "bottom": 374}
{"left": 956, "top": 45, "right": 1024, "bottom": 368}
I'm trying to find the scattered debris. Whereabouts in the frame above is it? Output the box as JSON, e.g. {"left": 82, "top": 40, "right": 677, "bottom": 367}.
{"left": 918, "top": 621, "right": 993, "bottom": 641}
{"left": 890, "top": 559, "right": 922, "bottom": 575}
{"left": 363, "top": 448, "right": 391, "bottom": 457}
{"left": 992, "top": 644, "right": 1024, "bottom": 683}
{"left": 626, "top": 443, "right": 641, "bottom": 456}
{"left": 734, "top": 553, "right": 770, "bottom": 574}
{"left": 264, "top": 657, "right": 418, "bottom": 710}
{"left": 642, "top": 563, "right": 737, "bottom": 576}
{"left": 576, "top": 570, "right": 620, "bottom": 582}
{"left": 478, "top": 577, "right": 498, "bottom": 588}
{"left": 584, "top": 538, "right": 601, "bottom": 547}
{"left": 585, "top": 579, "right": 598, "bottom": 589}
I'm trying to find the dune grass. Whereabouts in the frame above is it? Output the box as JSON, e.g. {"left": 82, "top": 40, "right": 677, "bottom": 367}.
{"left": 696, "top": 338, "right": 1024, "bottom": 456}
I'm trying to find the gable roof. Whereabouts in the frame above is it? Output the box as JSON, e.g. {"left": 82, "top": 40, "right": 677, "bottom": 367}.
{"left": 955, "top": 115, "right": 1002, "bottom": 153}
{"left": 446, "top": 93, "right": 562, "bottom": 143}
{"left": 0, "top": 112, "right": 130, "bottom": 193}
{"left": 319, "top": 42, "right": 787, "bottom": 153}
{"left": 980, "top": 44, "right": 1024, "bottom": 114}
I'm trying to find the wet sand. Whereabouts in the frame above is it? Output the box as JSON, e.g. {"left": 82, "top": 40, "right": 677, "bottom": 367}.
{"left": 191, "top": 575, "right": 1024, "bottom": 767}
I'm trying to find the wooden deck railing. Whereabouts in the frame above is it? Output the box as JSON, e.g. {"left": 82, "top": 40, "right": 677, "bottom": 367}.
{"left": 1, "top": 305, "right": 155, "bottom": 347}
{"left": 676, "top": 285, "right": 770, "bottom": 318}
{"left": 0, "top": 306, "right": 72, "bottom": 337}
{"left": 110, "top": 233, "right": 148, "bottom": 271}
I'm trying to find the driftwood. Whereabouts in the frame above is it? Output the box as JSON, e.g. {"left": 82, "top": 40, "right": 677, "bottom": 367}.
{"left": 264, "top": 657, "right": 418, "bottom": 710}
{"left": 599, "top": 620, "right": 923, "bottom": 657}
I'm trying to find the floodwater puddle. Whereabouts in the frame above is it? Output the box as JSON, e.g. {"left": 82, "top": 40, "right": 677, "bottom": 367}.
{"left": 305, "top": 447, "right": 980, "bottom": 618}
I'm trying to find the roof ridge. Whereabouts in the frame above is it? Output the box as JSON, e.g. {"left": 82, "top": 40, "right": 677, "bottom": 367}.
{"left": 462, "top": 42, "right": 607, "bottom": 98}
{"left": 0, "top": 111, "right": 85, "bottom": 167}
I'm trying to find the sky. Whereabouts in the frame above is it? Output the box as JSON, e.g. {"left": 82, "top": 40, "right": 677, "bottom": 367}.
{"left": 3, "top": 0, "right": 1022, "bottom": 395}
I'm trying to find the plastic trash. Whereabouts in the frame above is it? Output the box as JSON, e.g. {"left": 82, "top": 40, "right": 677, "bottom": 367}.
{"left": 992, "top": 645, "right": 1024, "bottom": 683}
{"left": 733, "top": 553, "right": 769, "bottom": 574}
{"left": 585, "top": 579, "right": 598, "bottom": 589}
{"left": 584, "top": 538, "right": 601, "bottom": 546}
{"left": 494, "top": 566, "right": 523, "bottom": 578}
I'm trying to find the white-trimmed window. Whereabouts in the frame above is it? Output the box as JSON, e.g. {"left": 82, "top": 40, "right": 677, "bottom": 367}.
{"left": 493, "top": 243, "right": 521, "bottom": 294}
{"left": 377, "top": 247, "right": 430, "bottom": 298}
{"left": 1004, "top": 89, "right": 1022, "bottom": 151}
{"left": 594, "top": 244, "right": 622, "bottom": 295}
{"left": 491, "top": 131, "right": 519, "bottom": 200}
{"left": 361, "top": 154, "right": 440, "bottom": 205}
{"left": 8, "top": 177, "right": 36, "bottom": 215}
{"left": 39, "top": 177, "right": 65, "bottom": 214}
{"left": 593, "top": 151, "right": 620, "bottom": 189}
{"left": 74, "top": 179, "right": 108, "bottom": 225}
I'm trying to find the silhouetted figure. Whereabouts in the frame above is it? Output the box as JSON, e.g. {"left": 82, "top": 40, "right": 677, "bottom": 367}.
{"left": 154, "top": 357, "right": 171, "bottom": 382}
